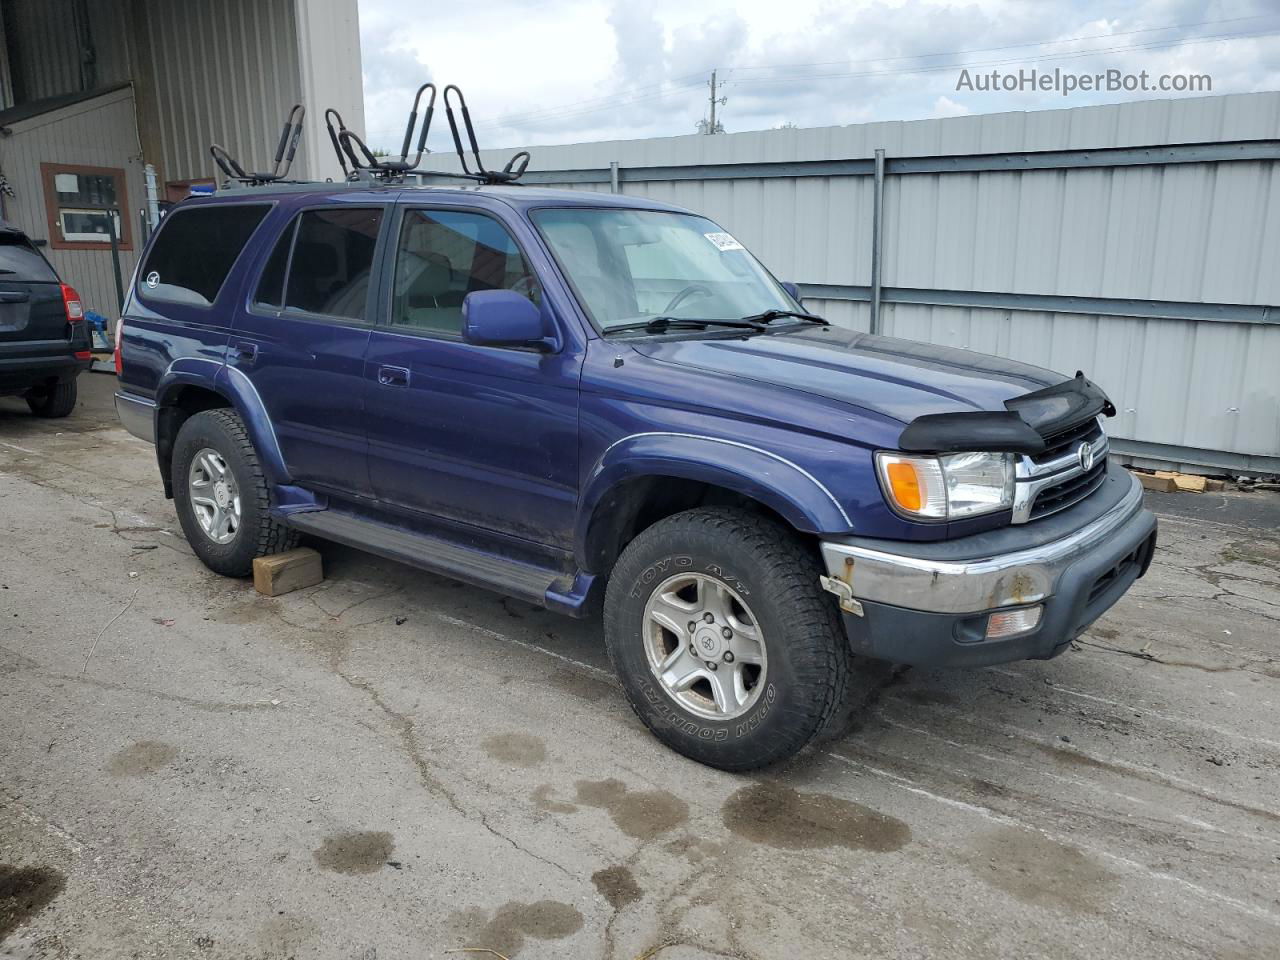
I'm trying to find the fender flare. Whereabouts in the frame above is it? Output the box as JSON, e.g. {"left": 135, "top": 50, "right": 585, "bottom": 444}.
{"left": 154, "top": 358, "right": 290, "bottom": 485}
{"left": 575, "top": 431, "right": 853, "bottom": 566}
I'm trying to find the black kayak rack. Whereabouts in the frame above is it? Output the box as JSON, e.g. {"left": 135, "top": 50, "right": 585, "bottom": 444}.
{"left": 209, "top": 85, "right": 531, "bottom": 190}
{"left": 210, "top": 103, "right": 306, "bottom": 186}
{"left": 323, "top": 82, "right": 529, "bottom": 186}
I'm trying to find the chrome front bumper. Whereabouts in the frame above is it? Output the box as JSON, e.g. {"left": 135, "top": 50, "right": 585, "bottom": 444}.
{"left": 821, "top": 470, "right": 1145, "bottom": 616}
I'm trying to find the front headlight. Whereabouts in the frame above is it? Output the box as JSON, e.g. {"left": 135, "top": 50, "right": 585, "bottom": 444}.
{"left": 876, "top": 450, "right": 1014, "bottom": 521}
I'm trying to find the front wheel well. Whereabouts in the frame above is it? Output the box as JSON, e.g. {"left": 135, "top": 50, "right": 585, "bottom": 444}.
{"left": 156, "top": 385, "right": 233, "bottom": 498}
{"left": 583, "top": 476, "right": 811, "bottom": 576}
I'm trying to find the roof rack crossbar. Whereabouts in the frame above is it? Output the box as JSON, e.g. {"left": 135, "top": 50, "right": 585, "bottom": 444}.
{"left": 210, "top": 103, "right": 306, "bottom": 186}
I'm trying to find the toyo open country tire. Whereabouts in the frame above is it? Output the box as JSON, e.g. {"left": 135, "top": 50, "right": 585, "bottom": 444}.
{"left": 171, "top": 409, "right": 298, "bottom": 577}
{"left": 26, "top": 378, "right": 77, "bottom": 418}
{"left": 604, "top": 506, "right": 851, "bottom": 770}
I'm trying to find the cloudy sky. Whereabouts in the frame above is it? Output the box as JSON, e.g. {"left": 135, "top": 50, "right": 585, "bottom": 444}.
{"left": 358, "top": 0, "right": 1280, "bottom": 152}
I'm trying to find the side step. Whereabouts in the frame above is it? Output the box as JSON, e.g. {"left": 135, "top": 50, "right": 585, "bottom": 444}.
{"left": 285, "top": 509, "right": 560, "bottom": 607}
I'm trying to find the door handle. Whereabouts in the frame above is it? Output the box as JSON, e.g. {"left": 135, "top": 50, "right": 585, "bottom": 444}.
{"left": 378, "top": 365, "right": 410, "bottom": 387}
{"left": 0, "top": 290, "right": 30, "bottom": 303}
{"left": 231, "top": 341, "right": 258, "bottom": 364}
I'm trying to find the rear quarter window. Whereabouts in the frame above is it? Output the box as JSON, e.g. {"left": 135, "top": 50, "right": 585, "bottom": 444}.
{"left": 0, "top": 234, "right": 58, "bottom": 283}
{"left": 139, "top": 203, "right": 271, "bottom": 306}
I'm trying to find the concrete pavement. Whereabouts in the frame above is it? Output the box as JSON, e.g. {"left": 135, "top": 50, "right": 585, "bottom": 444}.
{"left": 2, "top": 372, "right": 1278, "bottom": 959}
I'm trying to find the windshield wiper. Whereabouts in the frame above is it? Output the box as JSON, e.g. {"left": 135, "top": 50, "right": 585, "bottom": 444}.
{"left": 604, "top": 316, "right": 767, "bottom": 336}
{"left": 739, "top": 308, "right": 829, "bottom": 326}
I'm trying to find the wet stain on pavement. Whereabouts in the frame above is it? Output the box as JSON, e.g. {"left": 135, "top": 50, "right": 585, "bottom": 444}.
{"left": 313, "top": 831, "right": 395, "bottom": 875}
{"left": 968, "top": 826, "right": 1115, "bottom": 912}
{"left": 575, "top": 778, "right": 689, "bottom": 840}
{"left": 482, "top": 732, "right": 547, "bottom": 767}
{"left": 722, "top": 782, "right": 911, "bottom": 852}
{"left": 546, "top": 667, "right": 616, "bottom": 703}
{"left": 663, "top": 835, "right": 729, "bottom": 864}
{"left": 592, "top": 864, "right": 643, "bottom": 908}
{"left": 447, "top": 900, "right": 583, "bottom": 956}
{"left": 531, "top": 784, "right": 577, "bottom": 814}
{"left": 971, "top": 778, "right": 1010, "bottom": 799}
{"left": 107, "top": 740, "right": 178, "bottom": 776}
{"left": 0, "top": 865, "right": 65, "bottom": 942}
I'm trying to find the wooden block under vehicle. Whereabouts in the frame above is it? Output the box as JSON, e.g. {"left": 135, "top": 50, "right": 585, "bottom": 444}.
{"left": 1173, "top": 474, "right": 1207, "bottom": 493}
{"left": 254, "top": 548, "right": 323, "bottom": 597}
{"left": 1136, "top": 472, "right": 1177, "bottom": 493}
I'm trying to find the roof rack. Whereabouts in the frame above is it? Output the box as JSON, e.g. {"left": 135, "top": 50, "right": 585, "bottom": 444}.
{"left": 323, "top": 83, "right": 530, "bottom": 186}
{"left": 207, "top": 86, "right": 532, "bottom": 192}
{"left": 210, "top": 104, "right": 305, "bottom": 186}
{"left": 442, "top": 85, "right": 530, "bottom": 185}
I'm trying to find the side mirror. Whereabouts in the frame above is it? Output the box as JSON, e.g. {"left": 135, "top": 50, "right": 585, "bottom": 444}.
{"left": 780, "top": 281, "right": 802, "bottom": 302}
{"left": 462, "top": 290, "right": 555, "bottom": 350}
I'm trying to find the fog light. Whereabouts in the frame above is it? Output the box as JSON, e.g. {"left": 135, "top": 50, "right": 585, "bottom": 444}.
{"left": 986, "top": 606, "right": 1043, "bottom": 639}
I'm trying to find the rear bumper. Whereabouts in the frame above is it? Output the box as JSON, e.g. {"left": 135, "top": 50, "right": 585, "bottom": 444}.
{"left": 114, "top": 390, "right": 156, "bottom": 443}
{"left": 820, "top": 470, "right": 1157, "bottom": 667}
{"left": 0, "top": 351, "right": 89, "bottom": 394}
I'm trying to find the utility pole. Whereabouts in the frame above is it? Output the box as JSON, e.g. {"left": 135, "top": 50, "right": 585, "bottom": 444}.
{"left": 705, "top": 69, "right": 726, "bottom": 134}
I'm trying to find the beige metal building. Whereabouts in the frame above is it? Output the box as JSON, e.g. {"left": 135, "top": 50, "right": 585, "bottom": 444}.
{"left": 0, "top": 0, "right": 364, "bottom": 321}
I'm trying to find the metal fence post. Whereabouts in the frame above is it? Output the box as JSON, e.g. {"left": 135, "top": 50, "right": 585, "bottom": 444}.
{"left": 609, "top": 161, "right": 620, "bottom": 194}
{"left": 870, "top": 147, "right": 885, "bottom": 335}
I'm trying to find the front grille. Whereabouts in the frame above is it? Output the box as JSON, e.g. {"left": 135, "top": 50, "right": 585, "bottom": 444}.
{"left": 1020, "top": 416, "right": 1107, "bottom": 521}
{"left": 1038, "top": 416, "right": 1102, "bottom": 462}
{"left": 1030, "top": 460, "right": 1107, "bottom": 520}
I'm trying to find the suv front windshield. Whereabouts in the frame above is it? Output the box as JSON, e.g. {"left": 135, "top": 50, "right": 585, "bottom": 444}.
{"left": 531, "top": 207, "right": 800, "bottom": 332}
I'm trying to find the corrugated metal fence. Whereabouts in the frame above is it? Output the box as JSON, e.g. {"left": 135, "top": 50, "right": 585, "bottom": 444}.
{"left": 427, "top": 92, "right": 1280, "bottom": 474}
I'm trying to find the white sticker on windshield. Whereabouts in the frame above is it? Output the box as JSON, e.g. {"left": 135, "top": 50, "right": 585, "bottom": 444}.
{"left": 704, "top": 231, "right": 744, "bottom": 252}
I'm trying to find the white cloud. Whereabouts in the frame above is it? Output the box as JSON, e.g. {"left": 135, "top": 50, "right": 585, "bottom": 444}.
{"left": 933, "top": 95, "right": 971, "bottom": 117}
{"left": 354, "top": 0, "right": 1280, "bottom": 153}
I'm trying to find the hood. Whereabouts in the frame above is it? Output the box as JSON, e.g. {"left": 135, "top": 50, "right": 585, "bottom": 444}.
{"left": 631, "top": 326, "right": 1066, "bottom": 426}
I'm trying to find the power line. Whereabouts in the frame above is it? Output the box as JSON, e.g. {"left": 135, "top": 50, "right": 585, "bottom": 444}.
{"left": 722, "top": 26, "right": 1280, "bottom": 88}
{"left": 723, "top": 13, "right": 1275, "bottom": 74}
{"left": 446, "top": 17, "right": 1278, "bottom": 135}
{"left": 471, "top": 71, "right": 708, "bottom": 130}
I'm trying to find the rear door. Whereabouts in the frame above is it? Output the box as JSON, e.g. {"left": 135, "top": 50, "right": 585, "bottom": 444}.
{"left": 229, "top": 204, "right": 388, "bottom": 498}
{"left": 0, "top": 230, "right": 66, "bottom": 362}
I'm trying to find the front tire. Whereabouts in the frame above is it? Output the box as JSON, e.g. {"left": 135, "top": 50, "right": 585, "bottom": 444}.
{"left": 171, "top": 409, "right": 298, "bottom": 577}
{"left": 603, "top": 507, "right": 849, "bottom": 771}
{"left": 26, "top": 378, "right": 77, "bottom": 418}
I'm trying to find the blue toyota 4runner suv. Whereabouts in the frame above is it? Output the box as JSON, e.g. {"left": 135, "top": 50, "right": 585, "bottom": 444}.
{"left": 114, "top": 182, "right": 1157, "bottom": 770}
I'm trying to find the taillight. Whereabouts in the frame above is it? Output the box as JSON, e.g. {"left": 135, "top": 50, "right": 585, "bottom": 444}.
{"left": 113, "top": 317, "right": 125, "bottom": 375}
{"left": 61, "top": 283, "right": 84, "bottom": 323}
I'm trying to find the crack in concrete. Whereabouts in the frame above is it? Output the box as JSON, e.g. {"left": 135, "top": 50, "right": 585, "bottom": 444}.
{"left": 333, "top": 666, "right": 576, "bottom": 881}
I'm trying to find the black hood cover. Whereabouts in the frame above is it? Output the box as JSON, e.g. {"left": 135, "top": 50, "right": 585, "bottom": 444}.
{"left": 899, "top": 372, "right": 1115, "bottom": 455}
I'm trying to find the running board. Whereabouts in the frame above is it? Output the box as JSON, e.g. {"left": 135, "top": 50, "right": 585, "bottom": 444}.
{"left": 284, "top": 509, "right": 562, "bottom": 608}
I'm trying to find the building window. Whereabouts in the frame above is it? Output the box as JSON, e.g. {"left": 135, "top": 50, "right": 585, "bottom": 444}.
{"left": 40, "top": 163, "right": 132, "bottom": 250}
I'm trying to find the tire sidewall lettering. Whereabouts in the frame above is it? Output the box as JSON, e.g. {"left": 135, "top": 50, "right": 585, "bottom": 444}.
{"left": 630, "top": 548, "right": 778, "bottom": 743}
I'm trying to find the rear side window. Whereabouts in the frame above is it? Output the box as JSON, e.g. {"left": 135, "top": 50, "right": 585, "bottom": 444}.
{"left": 0, "top": 234, "right": 58, "bottom": 282}
{"left": 140, "top": 204, "right": 270, "bottom": 306}
{"left": 283, "top": 208, "right": 382, "bottom": 321}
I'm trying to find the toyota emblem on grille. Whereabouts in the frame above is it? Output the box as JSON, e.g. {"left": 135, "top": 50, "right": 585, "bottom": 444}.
{"left": 1077, "top": 440, "right": 1095, "bottom": 471}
